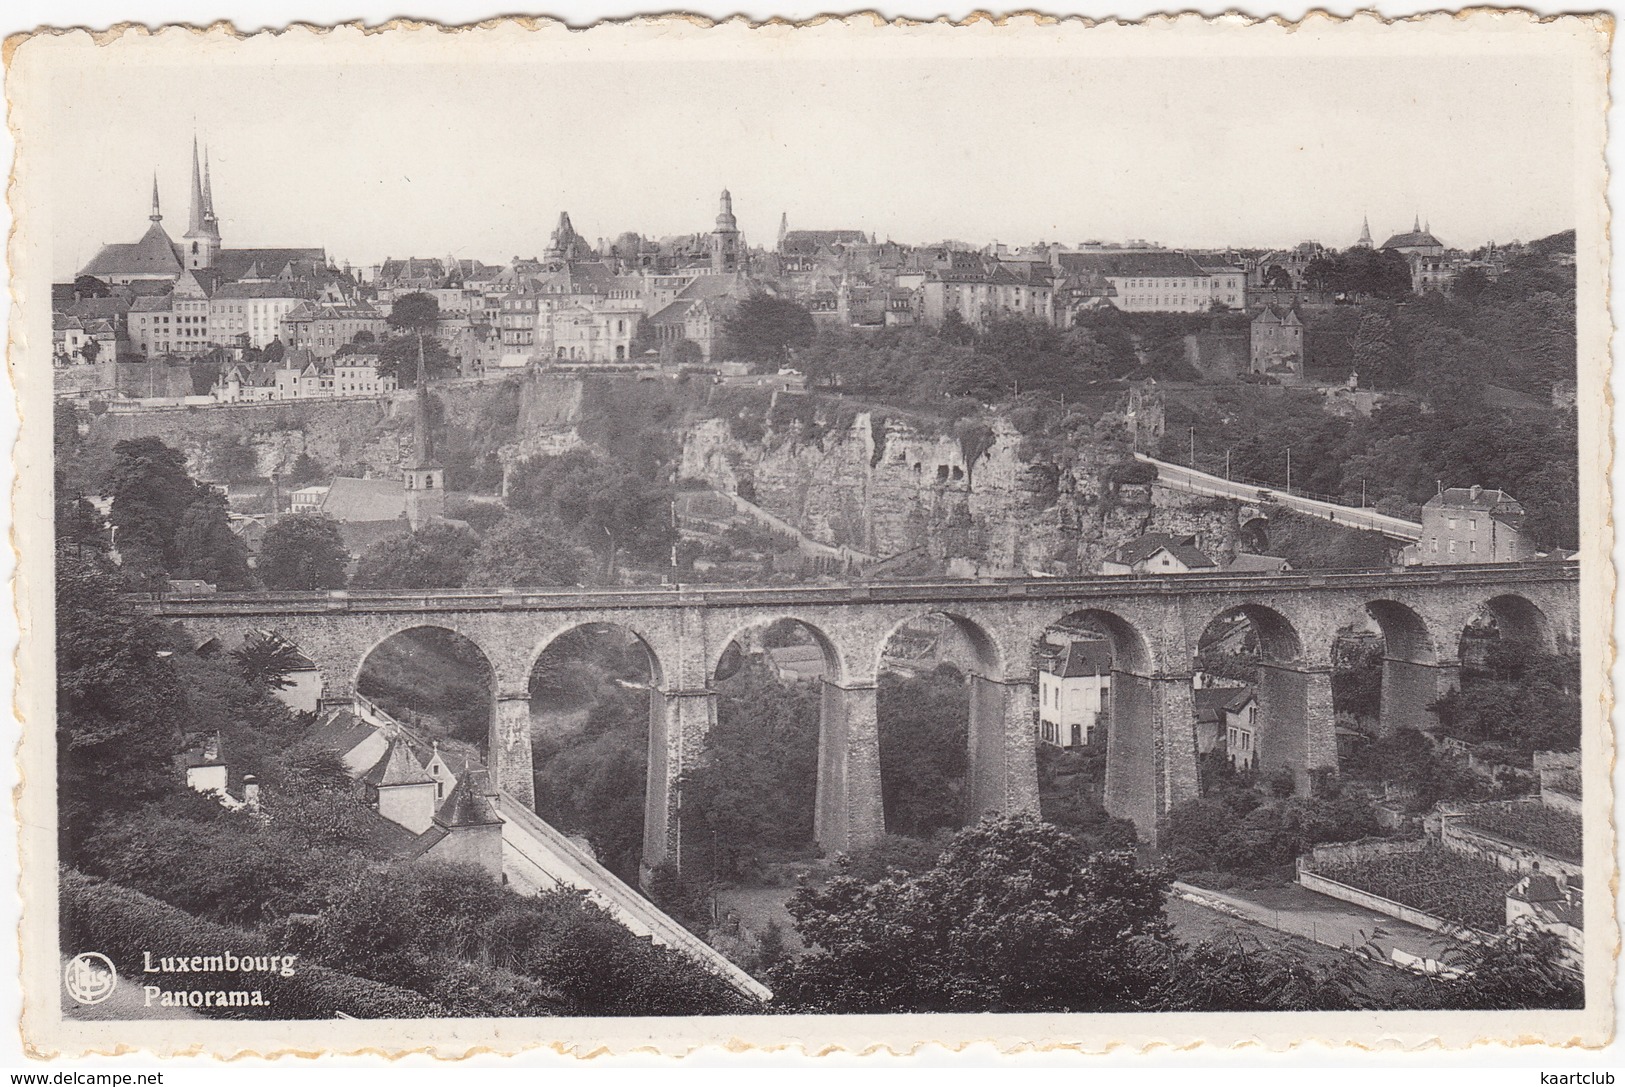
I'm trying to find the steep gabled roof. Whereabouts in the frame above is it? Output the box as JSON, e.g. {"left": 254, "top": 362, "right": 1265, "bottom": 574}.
{"left": 1107, "top": 532, "right": 1217, "bottom": 569}
{"left": 320, "top": 477, "right": 407, "bottom": 523}
{"left": 359, "top": 736, "right": 436, "bottom": 788}
{"left": 79, "top": 222, "right": 184, "bottom": 279}
{"left": 1223, "top": 552, "right": 1292, "bottom": 574}
{"left": 1508, "top": 872, "right": 1565, "bottom": 904}
{"left": 1043, "top": 637, "right": 1112, "bottom": 678}
{"left": 433, "top": 769, "right": 504, "bottom": 829}
{"left": 303, "top": 708, "right": 380, "bottom": 760}
{"left": 1381, "top": 229, "right": 1444, "bottom": 250}
{"left": 214, "top": 279, "right": 317, "bottom": 301}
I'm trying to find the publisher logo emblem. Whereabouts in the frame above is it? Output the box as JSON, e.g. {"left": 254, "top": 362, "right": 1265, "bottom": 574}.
{"left": 64, "top": 952, "right": 117, "bottom": 1005}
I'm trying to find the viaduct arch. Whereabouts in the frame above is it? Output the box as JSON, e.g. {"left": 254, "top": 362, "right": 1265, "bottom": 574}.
{"left": 140, "top": 563, "right": 1580, "bottom": 876}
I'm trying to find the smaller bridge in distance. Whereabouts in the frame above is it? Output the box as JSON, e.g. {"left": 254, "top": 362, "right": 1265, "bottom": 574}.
{"left": 1137, "top": 452, "right": 1424, "bottom": 543}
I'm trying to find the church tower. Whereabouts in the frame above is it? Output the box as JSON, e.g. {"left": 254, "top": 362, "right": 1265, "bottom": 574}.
{"left": 711, "top": 189, "right": 741, "bottom": 274}
{"left": 404, "top": 340, "right": 445, "bottom": 530}
{"left": 1355, "top": 214, "right": 1373, "bottom": 249}
{"left": 183, "top": 137, "right": 222, "bottom": 270}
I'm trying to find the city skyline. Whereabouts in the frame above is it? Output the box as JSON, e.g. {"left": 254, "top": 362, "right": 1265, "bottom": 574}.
{"left": 48, "top": 45, "right": 1579, "bottom": 278}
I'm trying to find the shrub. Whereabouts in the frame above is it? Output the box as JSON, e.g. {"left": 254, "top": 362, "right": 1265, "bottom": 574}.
{"left": 60, "top": 870, "right": 444, "bottom": 1019}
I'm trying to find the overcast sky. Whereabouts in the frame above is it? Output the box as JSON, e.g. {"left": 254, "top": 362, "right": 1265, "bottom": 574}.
{"left": 45, "top": 43, "right": 1579, "bottom": 277}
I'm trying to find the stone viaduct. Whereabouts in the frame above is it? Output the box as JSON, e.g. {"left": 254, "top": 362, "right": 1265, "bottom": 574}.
{"left": 139, "top": 562, "right": 1579, "bottom": 875}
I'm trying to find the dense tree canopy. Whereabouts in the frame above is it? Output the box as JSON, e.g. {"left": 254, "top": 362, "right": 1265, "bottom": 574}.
{"left": 1302, "top": 247, "right": 1414, "bottom": 299}
{"left": 173, "top": 487, "right": 254, "bottom": 590}
{"left": 681, "top": 661, "right": 821, "bottom": 880}
{"left": 505, "top": 450, "right": 675, "bottom": 568}
{"left": 56, "top": 550, "right": 185, "bottom": 859}
{"left": 876, "top": 667, "right": 968, "bottom": 836}
{"left": 257, "top": 513, "right": 350, "bottom": 591}
{"left": 351, "top": 522, "right": 479, "bottom": 590}
{"left": 772, "top": 814, "right": 1172, "bottom": 1013}
{"left": 106, "top": 437, "right": 197, "bottom": 586}
{"left": 720, "top": 293, "right": 816, "bottom": 371}
{"left": 464, "top": 514, "right": 596, "bottom": 588}
{"left": 376, "top": 333, "right": 456, "bottom": 387}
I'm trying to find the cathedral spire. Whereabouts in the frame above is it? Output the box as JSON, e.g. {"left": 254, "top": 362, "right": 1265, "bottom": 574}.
{"left": 150, "top": 173, "right": 162, "bottom": 222}
{"left": 1413, "top": 212, "right": 1421, "bottom": 233}
{"left": 202, "top": 144, "right": 216, "bottom": 223}
{"left": 411, "top": 337, "right": 438, "bottom": 470}
{"left": 188, "top": 135, "right": 205, "bottom": 235}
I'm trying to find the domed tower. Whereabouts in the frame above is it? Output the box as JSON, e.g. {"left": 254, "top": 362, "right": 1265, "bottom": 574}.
{"left": 711, "top": 188, "right": 742, "bottom": 273}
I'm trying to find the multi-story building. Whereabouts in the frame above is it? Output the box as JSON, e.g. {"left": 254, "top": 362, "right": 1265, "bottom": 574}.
{"left": 210, "top": 281, "right": 315, "bottom": 349}
{"left": 1054, "top": 250, "right": 1231, "bottom": 314}
{"left": 281, "top": 302, "right": 387, "bottom": 358}
{"left": 331, "top": 354, "right": 397, "bottom": 396}
{"left": 1249, "top": 242, "right": 1324, "bottom": 291}
{"left": 1222, "top": 689, "right": 1260, "bottom": 771}
{"left": 1403, "top": 485, "right": 1538, "bottom": 565}
{"left": 1381, "top": 217, "right": 1446, "bottom": 258}
{"left": 550, "top": 300, "right": 645, "bottom": 362}
{"left": 917, "top": 250, "right": 1058, "bottom": 329}
{"left": 1036, "top": 633, "right": 1112, "bottom": 749}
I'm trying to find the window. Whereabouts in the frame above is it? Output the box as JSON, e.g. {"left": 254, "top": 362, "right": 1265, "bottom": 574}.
{"left": 1469, "top": 540, "right": 1477, "bottom": 553}
{"left": 1447, "top": 540, "right": 1456, "bottom": 554}
{"left": 1448, "top": 517, "right": 1458, "bottom": 529}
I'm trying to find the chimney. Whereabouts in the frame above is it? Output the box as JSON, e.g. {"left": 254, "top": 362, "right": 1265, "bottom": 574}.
{"left": 243, "top": 774, "right": 261, "bottom": 812}
{"left": 1469, "top": 484, "right": 1483, "bottom": 501}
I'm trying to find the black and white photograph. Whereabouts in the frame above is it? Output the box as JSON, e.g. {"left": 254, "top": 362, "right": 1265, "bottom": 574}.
{"left": 8, "top": 9, "right": 1614, "bottom": 1058}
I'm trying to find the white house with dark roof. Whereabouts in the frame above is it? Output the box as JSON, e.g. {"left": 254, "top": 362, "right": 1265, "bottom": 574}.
{"left": 1100, "top": 532, "right": 1218, "bottom": 576}
{"left": 1037, "top": 633, "right": 1112, "bottom": 749}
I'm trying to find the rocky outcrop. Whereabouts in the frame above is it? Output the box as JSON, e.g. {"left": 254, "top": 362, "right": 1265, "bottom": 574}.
{"left": 82, "top": 375, "right": 530, "bottom": 485}
{"left": 680, "top": 406, "right": 1240, "bottom": 577}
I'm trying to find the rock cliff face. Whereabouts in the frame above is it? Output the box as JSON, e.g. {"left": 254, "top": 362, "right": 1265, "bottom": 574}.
{"left": 680, "top": 408, "right": 1239, "bottom": 577}
{"left": 82, "top": 376, "right": 530, "bottom": 485}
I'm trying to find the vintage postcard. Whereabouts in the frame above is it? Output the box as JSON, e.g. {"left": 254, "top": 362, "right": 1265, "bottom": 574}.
{"left": 8, "top": 11, "right": 1615, "bottom": 1058}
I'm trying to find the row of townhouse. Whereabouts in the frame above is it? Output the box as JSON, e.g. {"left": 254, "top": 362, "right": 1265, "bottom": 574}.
{"left": 213, "top": 348, "right": 397, "bottom": 403}
{"left": 770, "top": 230, "right": 1251, "bottom": 332}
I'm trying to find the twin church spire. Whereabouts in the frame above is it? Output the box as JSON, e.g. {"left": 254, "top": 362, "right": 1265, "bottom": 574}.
{"left": 180, "top": 135, "right": 222, "bottom": 269}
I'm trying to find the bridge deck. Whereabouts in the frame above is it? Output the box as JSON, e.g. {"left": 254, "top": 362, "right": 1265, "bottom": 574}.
{"left": 133, "top": 562, "right": 1578, "bottom": 616}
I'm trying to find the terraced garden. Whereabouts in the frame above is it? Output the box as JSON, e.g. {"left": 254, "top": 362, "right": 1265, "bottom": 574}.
{"left": 1306, "top": 846, "right": 1513, "bottom": 930}
{"left": 1460, "top": 804, "right": 1582, "bottom": 863}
